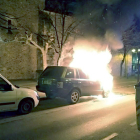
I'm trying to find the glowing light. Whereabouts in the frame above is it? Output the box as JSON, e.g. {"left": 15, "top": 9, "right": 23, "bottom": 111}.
{"left": 97, "top": 95, "right": 104, "bottom": 100}
{"left": 106, "top": 92, "right": 123, "bottom": 105}
{"left": 132, "top": 49, "right": 136, "bottom": 52}
{"left": 70, "top": 48, "right": 113, "bottom": 92}
{"left": 90, "top": 92, "right": 123, "bottom": 105}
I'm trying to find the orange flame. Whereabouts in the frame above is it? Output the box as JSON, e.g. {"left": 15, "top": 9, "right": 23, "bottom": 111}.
{"left": 69, "top": 48, "right": 113, "bottom": 92}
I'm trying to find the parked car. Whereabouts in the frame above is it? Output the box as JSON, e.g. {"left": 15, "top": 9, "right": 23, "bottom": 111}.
{"left": 0, "top": 74, "right": 40, "bottom": 114}
{"left": 36, "top": 66, "right": 105, "bottom": 104}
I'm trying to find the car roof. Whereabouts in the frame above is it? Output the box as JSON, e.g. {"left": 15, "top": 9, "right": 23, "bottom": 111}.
{"left": 47, "top": 66, "right": 80, "bottom": 69}
{"left": 45, "top": 66, "right": 85, "bottom": 73}
{"left": 47, "top": 66, "right": 71, "bottom": 68}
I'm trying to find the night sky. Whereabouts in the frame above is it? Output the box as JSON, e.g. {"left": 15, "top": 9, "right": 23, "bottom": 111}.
{"left": 73, "top": 0, "right": 140, "bottom": 36}
{"left": 45, "top": 0, "right": 140, "bottom": 50}
{"left": 75, "top": 0, "right": 140, "bottom": 49}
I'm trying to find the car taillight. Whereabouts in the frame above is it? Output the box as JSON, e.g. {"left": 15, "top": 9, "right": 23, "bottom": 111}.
{"left": 34, "top": 91, "right": 40, "bottom": 100}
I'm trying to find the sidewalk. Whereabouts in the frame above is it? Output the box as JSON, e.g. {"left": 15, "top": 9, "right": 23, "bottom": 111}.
{"left": 113, "top": 76, "right": 137, "bottom": 95}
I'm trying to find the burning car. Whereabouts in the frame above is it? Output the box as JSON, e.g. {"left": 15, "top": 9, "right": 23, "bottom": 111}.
{"left": 36, "top": 66, "right": 106, "bottom": 104}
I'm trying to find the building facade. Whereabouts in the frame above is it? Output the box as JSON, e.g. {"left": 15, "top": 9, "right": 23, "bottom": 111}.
{"left": 0, "top": 41, "right": 37, "bottom": 79}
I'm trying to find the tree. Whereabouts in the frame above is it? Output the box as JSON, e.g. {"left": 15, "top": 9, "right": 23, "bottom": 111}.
{"left": 121, "top": 15, "right": 140, "bottom": 77}
{"left": 42, "top": 0, "right": 82, "bottom": 66}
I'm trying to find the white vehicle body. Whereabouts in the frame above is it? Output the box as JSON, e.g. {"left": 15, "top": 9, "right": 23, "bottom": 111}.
{"left": 0, "top": 74, "right": 39, "bottom": 114}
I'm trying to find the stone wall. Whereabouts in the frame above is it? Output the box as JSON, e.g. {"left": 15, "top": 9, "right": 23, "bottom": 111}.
{"left": 0, "top": 42, "right": 37, "bottom": 79}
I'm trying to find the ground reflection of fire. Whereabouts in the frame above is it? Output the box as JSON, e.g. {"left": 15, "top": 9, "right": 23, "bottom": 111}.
{"left": 69, "top": 48, "right": 113, "bottom": 93}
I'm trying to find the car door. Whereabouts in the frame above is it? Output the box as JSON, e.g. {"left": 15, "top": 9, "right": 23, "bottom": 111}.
{"left": 63, "top": 68, "right": 77, "bottom": 92}
{"left": 88, "top": 79, "right": 102, "bottom": 96}
{"left": 76, "top": 69, "right": 92, "bottom": 96}
{"left": 0, "top": 77, "right": 17, "bottom": 112}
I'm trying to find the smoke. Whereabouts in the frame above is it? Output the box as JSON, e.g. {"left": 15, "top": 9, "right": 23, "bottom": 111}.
{"left": 74, "top": 0, "right": 140, "bottom": 50}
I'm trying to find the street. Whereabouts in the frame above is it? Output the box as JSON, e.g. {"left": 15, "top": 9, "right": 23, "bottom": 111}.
{"left": 0, "top": 94, "right": 139, "bottom": 140}
{"left": 0, "top": 77, "right": 139, "bottom": 140}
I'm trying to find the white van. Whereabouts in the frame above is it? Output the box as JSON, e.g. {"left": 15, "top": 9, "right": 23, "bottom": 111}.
{"left": 0, "top": 74, "right": 39, "bottom": 114}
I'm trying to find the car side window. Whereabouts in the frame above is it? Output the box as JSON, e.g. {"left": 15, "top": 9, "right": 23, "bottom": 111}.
{"left": 0, "top": 77, "right": 9, "bottom": 91}
{"left": 78, "top": 69, "right": 88, "bottom": 79}
{"left": 65, "top": 68, "right": 74, "bottom": 78}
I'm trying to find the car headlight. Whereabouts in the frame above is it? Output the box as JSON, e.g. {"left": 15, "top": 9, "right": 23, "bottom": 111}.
{"left": 34, "top": 91, "right": 40, "bottom": 100}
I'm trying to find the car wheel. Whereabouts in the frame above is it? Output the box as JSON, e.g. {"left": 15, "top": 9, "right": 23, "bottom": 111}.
{"left": 18, "top": 99, "right": 34, "bottom": 114}
{"left": 67, "top": 89, "right": 80, "bottom": 104}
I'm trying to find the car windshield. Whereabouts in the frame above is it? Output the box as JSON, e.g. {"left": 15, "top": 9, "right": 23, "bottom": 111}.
{"left": 0, "top": 75, "right": 16, "bottom": 89}
{"left": 40, "top": 67, "right": 64, "bottom": 78}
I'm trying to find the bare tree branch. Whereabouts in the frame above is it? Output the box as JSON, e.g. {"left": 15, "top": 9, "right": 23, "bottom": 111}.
{"left": 63, "top": 20, "right": 82, "bottom": 44}
{"left": 61, "top": 14, "right": 65, "bottom": 48}
{"left": 0, "top": 25, "right": 17, "bottom": 30}
{"left": 0, "top": 12, "right": 27, "bottom": 20}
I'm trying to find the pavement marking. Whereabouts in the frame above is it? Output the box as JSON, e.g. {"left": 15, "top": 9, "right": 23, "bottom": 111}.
{"left": 130, "top": 121, "right": 136, "bottom": 126}
{"left": 102, "top": 133, "right": 118, "bottom": 140}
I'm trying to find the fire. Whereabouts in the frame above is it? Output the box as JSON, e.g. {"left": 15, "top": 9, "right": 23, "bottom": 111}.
{"left": 69, "top": 48, "right": 113, "bottom": 92}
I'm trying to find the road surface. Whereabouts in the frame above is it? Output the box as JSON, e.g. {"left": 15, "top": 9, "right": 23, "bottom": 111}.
{"left": 0, "top": 94, "right": 139, "bottom": 140}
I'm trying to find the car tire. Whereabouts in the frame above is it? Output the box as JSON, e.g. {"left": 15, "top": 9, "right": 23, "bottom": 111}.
{"left": 67, "top": 89, "right": 80, "bottom": 104}
{"left": 18, "top": 99, "right": 34, "bottom": 114}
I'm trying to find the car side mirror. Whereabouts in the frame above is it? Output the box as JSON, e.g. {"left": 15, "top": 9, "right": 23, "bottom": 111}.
{"left": 4, "top": 84, "right": 12, "bottom": 91}
{"left": 15, "top": 85, "right": 20, "bottom": 88}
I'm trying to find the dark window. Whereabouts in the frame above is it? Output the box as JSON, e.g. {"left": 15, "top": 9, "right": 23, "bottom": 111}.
{"left": 78, "top": 69, "right": 88, "bottom": 79}
{"left": 41, "top": 67, "right": 64, "bottom": 78}
{"left": 132, "top": 53, "right": 138, "bottom": 64}
{"left": 65, "top": 68, "right": 74, "bottom": 78}
{"left": 0, "top": 77, "right": 8, "bottom": 85}
{"left": 132, "top": 53, "right": 139, "bottom": 73}
{"left": 0, "top": 77, "right": 9, "bottom": 91}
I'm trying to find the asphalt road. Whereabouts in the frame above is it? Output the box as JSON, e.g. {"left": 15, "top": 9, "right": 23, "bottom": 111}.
{"left": 0, "top": 94, "right": 139, "bottom": 140}
{"left": 0, "top": 77, "right": 139, "bottom": 140}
